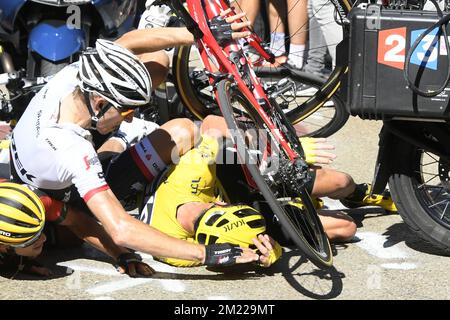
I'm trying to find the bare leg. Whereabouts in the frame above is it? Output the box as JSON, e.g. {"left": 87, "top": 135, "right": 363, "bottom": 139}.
{"left": 287, "top": 0, "right": 307, "bottom": 45}
{"left": 311, "top": 168, "right": 356, "bottom": 199}
{"left": 149, "top": 118, "right": 200, "bottom": 164}
{"left": 268, "top": 0, "right": 286, "bottom": 33}
{"left": 234, "top": 0, "right": 261, "bottom": 26}
{"left": 286, "top": 0, "right": 307, "bottom": 67}
{"left": 319, "top": 210, "right": 357, "bottom": 242}
{"left": 137, "top": 50, "right": 170, "bottom": 89}
{"left": 268, "top": 0, "right": 287, "bottom": 56}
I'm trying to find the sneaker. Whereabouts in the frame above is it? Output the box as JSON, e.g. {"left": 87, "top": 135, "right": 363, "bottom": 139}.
{"left": 284, "top": 58, "right": 303, "bottom": 72}
{"left": 340, "top": 183, "right": 398, "bottom": 213}
{"left": 138, "top": 1, "right": 172, "bottom": 29}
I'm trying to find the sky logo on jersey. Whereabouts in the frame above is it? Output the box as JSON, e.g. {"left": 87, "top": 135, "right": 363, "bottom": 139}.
{"left": 410, "top": 28, "right": 439, "bottom": 70}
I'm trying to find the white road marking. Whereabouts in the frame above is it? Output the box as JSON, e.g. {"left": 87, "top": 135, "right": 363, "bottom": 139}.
{"left": 57, "top": 262, "right": 119, "bottom": 276}
{"left": 355, "top": 232, "right": 409, "bottom": 259}
{"left": 61, "top": 256, "right": 187, "bottom": 295}
{"left": 208, "top": 296, "right": 231, "bottom": 300}
{"left": 86, "top": 278, "right": 153, "bottom": 295}
{"left": 380, "top": 263, "right": 417, "bottom": 270}
{"left": 146, "top": 261, "right": 186, "bottom": 293}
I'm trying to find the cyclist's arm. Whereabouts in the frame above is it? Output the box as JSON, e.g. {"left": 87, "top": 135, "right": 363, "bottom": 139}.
{"left": 86, "top": 188, "right": 207, "bottom": 262}
{"left": 86, "top": 189, "right": 258, "bottom": 265}
{"left": 115, "top": 12, "right": 251, "bottom": 55}
{"left": 200, "top": 115, "right": 230, "bottom": 139}
{"left": 116, "top": 27, "right": 196, "bottom": 55}
{"left": 60, "top": 206, "right": 130, "bottom": 260}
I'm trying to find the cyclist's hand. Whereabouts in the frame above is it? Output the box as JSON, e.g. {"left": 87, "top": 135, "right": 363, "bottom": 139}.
{"left": 300, "top": 137, "right": 336, "bottom": 166}
{"left": 209, "top": 9, "right": 251, "bottom": 46}
{"left": 252, "top": 234, "right": 282, "bottom": 268}
{"left": 220, "top": 9, "right": 252, "bottom": 40}
{"left": 204, "top": 243, "right": 258, "bottom": 266}
{"left": 116, "top": 252, "right": 155, "bottom": 277}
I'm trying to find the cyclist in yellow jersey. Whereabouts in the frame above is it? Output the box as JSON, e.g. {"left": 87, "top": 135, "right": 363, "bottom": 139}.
{"left": 138, "top": 115, "right": 395, "bottom": 268}
{"left": 139, "top": 133, "right": 282, "bottom": 267}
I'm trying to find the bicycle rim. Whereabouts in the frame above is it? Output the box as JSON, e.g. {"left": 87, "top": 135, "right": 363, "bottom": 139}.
{"left": 257, "top": 68, "right": 348, "bottom": 137}
{"left": 217, "top": 79, "right": 333, "bottom": 268}
{"left": 173, "top": 45, "right": 219, "bottom": 120}
{"left": 173, "top": 41, "right": 347, "bottom": 137}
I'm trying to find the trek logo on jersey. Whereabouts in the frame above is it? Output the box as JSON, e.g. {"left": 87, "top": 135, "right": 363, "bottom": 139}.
{"left": 378, "top": 27, "right": 444, "bottom": 70}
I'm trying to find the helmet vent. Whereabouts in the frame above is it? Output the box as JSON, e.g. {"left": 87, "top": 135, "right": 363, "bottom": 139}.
{"left": 204, "top": 211, "right": 224, "bottom": 226}
{"left": 216, "top": 219, "right": 229, "bottom": 228}
{"left": 233, "top": 209, "right": 257, "bottom": 218}
{"left": 209, "top": 236, "right": 219, "bottom": 244}
{"left": 246, "top": 219, "right": 266, "bottom": 229}
{"left": 197, "top": 233, "right": 207, "bottom": 244}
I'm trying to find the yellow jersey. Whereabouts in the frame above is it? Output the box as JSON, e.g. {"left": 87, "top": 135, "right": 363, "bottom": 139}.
{"left": 139, "top": 135, "right": 225, "bottom": 266}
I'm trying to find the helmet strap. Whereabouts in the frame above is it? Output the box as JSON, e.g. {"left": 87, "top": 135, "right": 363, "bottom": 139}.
{"left": 82, "top": 91, "right": 113, "bottom": 131}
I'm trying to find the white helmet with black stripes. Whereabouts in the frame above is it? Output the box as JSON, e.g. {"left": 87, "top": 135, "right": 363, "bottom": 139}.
{"left": 79, "top": 39, "right": 152, "bottom": 109}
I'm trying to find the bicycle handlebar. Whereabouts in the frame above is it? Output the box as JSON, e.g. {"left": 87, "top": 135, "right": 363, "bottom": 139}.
{"left": 0, "top": 71, "right": 49, "bottom": 91}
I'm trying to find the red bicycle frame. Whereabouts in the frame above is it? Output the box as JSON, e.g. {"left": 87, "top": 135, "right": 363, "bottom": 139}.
{"left": 185, "top": 0, "right": 300, "bottom": 163}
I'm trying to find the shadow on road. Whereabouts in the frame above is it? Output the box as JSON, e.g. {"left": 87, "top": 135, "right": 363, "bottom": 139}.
{"left": 264, "top": 249, "right": 345, "bottom": 299}
{"left": 347, "top": 207, "right": 395, "bottom": 228}
{"left": 383, "top": 222, "right": 450, "bottom": 257}
{"left": 151, "top": 270, "right": 265, "bottom": 281}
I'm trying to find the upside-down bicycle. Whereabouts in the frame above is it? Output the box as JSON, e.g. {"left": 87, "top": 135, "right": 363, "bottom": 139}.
{"left": 157, "top": 0, "right": 349, "bottom": 268}
{"left": 170, "top": 0, "right": 349, "bottom": 137}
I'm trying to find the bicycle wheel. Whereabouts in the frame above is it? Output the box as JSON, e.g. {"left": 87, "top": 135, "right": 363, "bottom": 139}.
{"left": 172, "top": 44, "right": 348, "bottom": 137}
{"left": 216, "top": 79, "right": 333, "bottom": 268}
{"left": 256, "top": 67, "right": 348, "bottom": 137}
{"left": 172, "top": 45, "right": 220, "bottom": 119}
{"left": 389, "top": 138, "right": 450, "bottom": 253}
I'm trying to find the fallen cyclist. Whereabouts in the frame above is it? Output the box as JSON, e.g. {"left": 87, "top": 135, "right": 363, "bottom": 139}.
{"left": 8, "top": 13, "right": 262, "bottom": 272}
{"left": 133, "top": 115, "right": 397, "bottom": 268}
{"left": 0, "top": 181, "right": 154, "bottom": 278}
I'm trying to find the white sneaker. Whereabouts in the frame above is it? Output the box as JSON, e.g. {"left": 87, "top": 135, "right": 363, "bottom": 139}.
{"left": 138, "top": 1, "right": 172, "bottom": 29}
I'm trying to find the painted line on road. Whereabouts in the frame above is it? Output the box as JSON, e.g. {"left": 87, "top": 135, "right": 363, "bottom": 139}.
{"left": 57, "top": 262, "right": 119, "bottom": 276}
{"left": 86, "top": 278, "right": 153, "bottom": 295}
{"left": 61, "top": 256, "right": 187, "bottom": 295}
{"left": 208, "top": 296, "right": 231, "bottom": 300}
{"left": 380, "top": 262, "right": 417, "bottom": 270}
{"left": 92, "top": 296, "right": 115, "bottom": 300}
{"left": 355, "top": 232, "right": 409, "bottom": 259}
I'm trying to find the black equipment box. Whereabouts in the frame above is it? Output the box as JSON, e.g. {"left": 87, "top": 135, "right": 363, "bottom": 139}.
{"left": 347, "top": 5, "right": 450, "bottom": 120}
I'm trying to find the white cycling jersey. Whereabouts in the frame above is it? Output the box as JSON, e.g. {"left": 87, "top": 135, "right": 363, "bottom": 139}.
{"left": 10, "top": 63, "right": 109, "bottom": 202}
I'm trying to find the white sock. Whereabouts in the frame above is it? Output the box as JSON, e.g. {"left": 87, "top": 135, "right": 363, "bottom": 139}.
{"left": 288, "top": 44, "right": 305, "bottom": 68}
{"left": 270, "top": 32, "right": 286, "bottom": 57}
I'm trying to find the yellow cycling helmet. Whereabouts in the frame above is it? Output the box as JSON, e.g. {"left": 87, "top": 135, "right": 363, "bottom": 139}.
{"left": 0, "top": 182, "right": 45, "bottom": 248}
{"left": 194, "top": 204, "right": 282, "bottom": 266}
{"left": 194, "top": 204, "right": 266, "bottom": 246}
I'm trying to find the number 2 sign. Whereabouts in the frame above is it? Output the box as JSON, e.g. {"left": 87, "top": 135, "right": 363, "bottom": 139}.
{"left": 377, "top": 27, "right": 407, "bottom": 70}
{"left": 377, "top": 27, "right": 441, "bottom": 71}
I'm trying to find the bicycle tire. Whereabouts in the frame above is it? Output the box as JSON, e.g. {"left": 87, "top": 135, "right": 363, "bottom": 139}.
{"left": 216, "top": 78, "right": 333, "bottom": 268}
{"left": 256, "top": 67, "right": 349, "bottom": 137}
{"left": 172, "top": 44, "right": 348, "bottom": 137}
{"left": 389, "top": 139, "right": 450, "bottom": 253}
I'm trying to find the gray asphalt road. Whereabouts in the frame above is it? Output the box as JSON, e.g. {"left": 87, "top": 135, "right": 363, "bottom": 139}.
{"left": 1, "top": 117, "right": 449, "bottom": 301}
